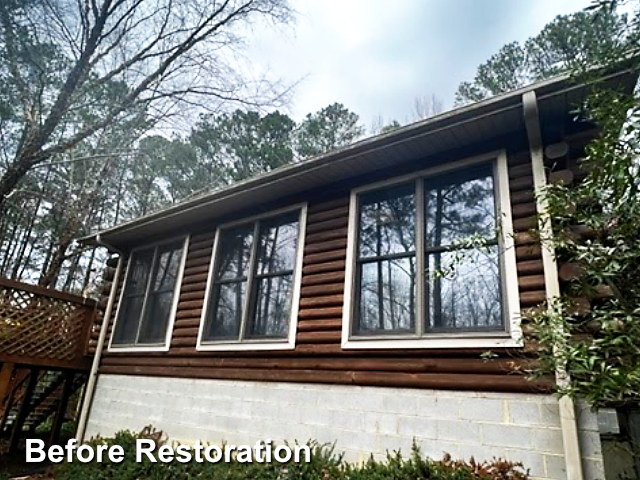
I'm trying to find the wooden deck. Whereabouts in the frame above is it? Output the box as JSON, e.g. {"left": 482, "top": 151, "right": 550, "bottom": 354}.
{"left": 0, "top": 278, "right": 96, "bottom": 371}
{"left": 0, "top": 278, "right": 97, "bottom": 452}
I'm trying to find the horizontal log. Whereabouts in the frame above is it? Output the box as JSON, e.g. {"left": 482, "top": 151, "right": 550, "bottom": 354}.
{"left": 566, "top": 297, "right": 591, "bottom": 316}
{"left": 512, "top": 203, "right": 537, "bottom": 219}
{"left": 180, "top": 281, "right": 208, "bottom": 294}
{"left": 176, "top": 308, "right": 203, "bottom": 320}
{"left": 101, "top": 356, "right": 533, "bottom": 375}
{"left": 302, "top": 271, "right": 345, "bottom": 286}
{"left": 306, "top": 217, "right": 349, "bottom": 235}
{"left": 185, "top": 254, "right": 212, "bottom": 269}
{"left": 171, "top": 337, "right": 196, "bottom": 347}
{"left": 305, "top": 228, "right": 348, "bottom": 244}
{"left": 177, "top": 299, "right": 205, "bottom": 310}
{"left": 105, "top": 343, "right": 526, "bottom": 359}
{"left": 297, "top": 318, "right": 342, "bottom": 331}
{"left": 545, "top": 141, "right": 569, "bottom": 159}
{"left": 191, "top": 231, "right": 215, "bottom": 244}
{"left": 509, "top": 176, "right": 534, "bottom": 191}
{"left": 303, "top": 260, "right": 346, "bottom": 276}
{"left": 517, "top": 259, "right": 544, "bottom": 276}
{"left": 565, "top": 224, "right": 597, "bottom": 241}
{"left": 182, "top": 264, "right": 210, "bottom": 277}
{"left": 513, "top": 216, "right": 537, "bottom": 232}
{"left": 510, "top": 190, "right": 535, "bottom": 205}
{"left": 304, "top": 238, "right": 347, "bottom": 255}
{"left": 307, "top": 206, "right": 349, "bottom": 224}
{"left": 172, "top": 327, "right": 200, "bottom": 338}
{"left": 549, "top": 169, "right": 574, "bottom": 186}
{"left": 508, "top": 163, "right": 532, "bottom": 179}
{"left": 173, "top": 318, "right": 202, "bottom": 329}
{"left": 298, "top": 306, "right": 343, "bottom": 319}
{"left": 515, "top": 244, "right": 541, "bottom": 261}
{"left": 181, "top": 273, "right": 209, "bottom": 285}
{"left": 519, "top": 290, "right": 546, "bottom": 307}
{"left": 179, "top": 291, "right": 205, "bottom": 302}
{"left": 518, "top": 275, "right": 545, "bottom": 291}
{"left": 559, "top": 263, "right": 584, "bottom": 282}
{"left": 593, "top": 284, "right": 614, "bottom": 299}
{"left": 508, "top": 151, "right": 531, "bottom": 166}
{"left": 299, "top": 294, "right": 343, "bottom": 308}
{"left": 296, "top": 330, "right": 342, "bottom": 344}
{"left": 98, "top": 365, "right": 549, "bottom": 393}
{"left": 189, "top": 238, "right": 214, "bottom": 252}
{"left": 304, "top": 249, "right": 346, "bottom": 266}
{"left": 308, "top": 198, "right": 349, "bottom": 214}
{"left": 300, "top": 283, "right": 343, "bottom": 297}
{"left": 515, "top": 232, "right": 537, "bottom": 245}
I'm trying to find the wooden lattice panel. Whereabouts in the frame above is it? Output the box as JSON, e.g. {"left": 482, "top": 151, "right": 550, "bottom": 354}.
{"left": 0, "top": 280, "right": 96, "bottom": 362}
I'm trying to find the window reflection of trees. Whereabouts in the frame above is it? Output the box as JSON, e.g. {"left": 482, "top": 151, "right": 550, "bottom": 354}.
{"left": 425, "top": 167, "right": 502, "bottom": 331}
{"left": 355, "top": 164, "right": 503, "bottom": 336}
{"left": 357, "top": 184, "right": 416, "bottom": 334}
{"left": 204, "top": 211, "right": 299, "bottom": 342}
{"left": 113, "top": 240, "right": 183, "bottom": 346}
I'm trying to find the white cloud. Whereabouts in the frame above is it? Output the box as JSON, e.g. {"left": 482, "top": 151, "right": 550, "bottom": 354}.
{"left": 244, "top": 0, "right": 592, "bottom": 127}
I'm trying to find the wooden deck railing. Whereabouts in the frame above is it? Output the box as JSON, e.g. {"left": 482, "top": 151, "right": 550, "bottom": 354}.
{"left": 0, "top": 278, "right": 97, "bottom": 370}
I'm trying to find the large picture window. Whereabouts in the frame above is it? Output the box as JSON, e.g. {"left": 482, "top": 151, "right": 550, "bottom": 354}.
{"left": 110, "top": 237, "right": 187, "bottom": 350}
{"left": 343, "top": 152, "right": 520, "bottom": 349}
{"left": 198, "top": 206, "right": 306, "bottom": 351}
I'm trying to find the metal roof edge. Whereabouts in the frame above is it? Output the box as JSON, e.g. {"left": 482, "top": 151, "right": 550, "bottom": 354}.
{"left": 80, "top": 65, "right": 639, "bottom": 247}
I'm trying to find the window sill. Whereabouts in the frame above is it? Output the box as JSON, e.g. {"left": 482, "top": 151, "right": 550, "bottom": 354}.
{"left": 341, "top": 334, "right": 522, "bottom": 350}
{"left": 108, "top": 343, "right": 170, "bottom": 353}
{"left": 196, "top": 339, "right": 295, "bottom": 352}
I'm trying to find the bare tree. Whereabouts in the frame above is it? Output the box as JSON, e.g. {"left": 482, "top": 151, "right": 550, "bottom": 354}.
{"left": 412, "top": 94, "right": 443, "bottom": 121}
{"left": 0, "top": 0, "right": 293, "bottom": 207}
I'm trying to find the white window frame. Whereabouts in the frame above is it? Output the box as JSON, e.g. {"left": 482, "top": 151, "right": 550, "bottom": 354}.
{"left": 108, "top": 235, "right": 190, "bottom": 353}
{"left": 196, "top": 203, "right": 307, "bottom": 351}
{"left": 342, "top": 150, "right": 522, "bottom": 350}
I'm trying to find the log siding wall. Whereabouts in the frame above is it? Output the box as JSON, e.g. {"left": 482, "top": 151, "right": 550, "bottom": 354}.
{"left": 89, "top": 146, "right": 571, "bottom": 393}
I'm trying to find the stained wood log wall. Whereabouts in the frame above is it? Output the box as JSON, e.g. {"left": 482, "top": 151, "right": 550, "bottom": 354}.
{"left": 87, "top": 143, "right": 595, "bottom": 394}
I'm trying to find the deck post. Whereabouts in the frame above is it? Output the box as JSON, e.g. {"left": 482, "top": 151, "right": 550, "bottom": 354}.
{"left": 8, "top": 367, "right": 39, "bottom": 454}
{"left": 0, "top": 362, "right": 14, "bottom": 409}
{"left": 49, "top": 371, "right": 74, "bottom": 447}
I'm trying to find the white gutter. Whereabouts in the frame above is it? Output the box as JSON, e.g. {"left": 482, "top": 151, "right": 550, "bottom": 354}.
{"left": 523, "top": 91, "right": 584, "bottom": 480}
{"left": 75, "top": 253, "right": 124, "bottom": 443}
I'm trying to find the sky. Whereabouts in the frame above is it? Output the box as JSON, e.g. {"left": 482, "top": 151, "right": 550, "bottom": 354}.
{"left": 245, "top": 0, "right": 592, "bottom": 130}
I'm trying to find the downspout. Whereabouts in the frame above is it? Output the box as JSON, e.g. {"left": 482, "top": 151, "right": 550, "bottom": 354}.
{"left": 522, "top": 91, "right": 584, "bottom": 480}
{"left": 75, "top": 234, "right": 124, "bottom": 443}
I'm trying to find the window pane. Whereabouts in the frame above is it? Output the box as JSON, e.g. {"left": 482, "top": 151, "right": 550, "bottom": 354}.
{"left": 112, "top": 249, "right": 154, "bottom": 345}
{"left": 215, "top": 225, "right": 254, "bottom": 281}
{"left": 112, "top": 295, "right": 145, "bottom": 344}
{"left": 137, "top": 242, "right": 183, "bottom": 344}
{"left": 427, "top": 245, "right": 502, "bottom": 330}
{"left": 151, "top": 243, "right": 183, "bottom": 292}
{"left": 359, "top": 183, "right": 415, "bottom": 259}
{"left": 425, "top": 166, "right": 496, "bottom": 248}
{"left": 246, "top": 274, "right": 293, "bottom": 339}
{"left": 356, "top": 257, "right": 416, "bottom": 334}
{"left": 256, "top": 212, "right": 299, "bottom": 275}
{"left": 138, "top": 291, "right": 174, "bottom": 343}
{"left": 204, "top": 281, "right": 246, "bottom": 340}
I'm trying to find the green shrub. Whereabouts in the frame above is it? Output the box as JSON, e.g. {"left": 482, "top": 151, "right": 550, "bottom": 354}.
{"left": 53, "top": 427, "right": 529, "bottom": 480}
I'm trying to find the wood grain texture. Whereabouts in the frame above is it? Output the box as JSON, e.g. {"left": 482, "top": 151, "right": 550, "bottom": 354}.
{"left": 96, "top": 149, "right": 552, "bottom": 394}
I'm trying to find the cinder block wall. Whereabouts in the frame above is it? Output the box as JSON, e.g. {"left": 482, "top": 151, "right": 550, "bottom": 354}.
{"left": 86, "top": 374, "right": 603, "bottom": 480}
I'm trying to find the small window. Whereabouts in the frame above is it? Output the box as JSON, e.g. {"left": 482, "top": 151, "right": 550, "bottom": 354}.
{"left": 343, "top": 152, "right": 521, "bottom": 349}
{"left": 198, "top": 206, "right": 306, "bottom": 350}
{"left": 111, "top": 238, "right": 186, "bottom": 350}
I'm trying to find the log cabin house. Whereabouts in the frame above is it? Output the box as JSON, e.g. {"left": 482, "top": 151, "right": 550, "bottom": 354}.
{"left": 76, "top": 66, "right": 639, "bottom": 480}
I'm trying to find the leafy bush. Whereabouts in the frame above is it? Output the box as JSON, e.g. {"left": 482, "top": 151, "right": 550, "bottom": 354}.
{"left": 52, "top": 427, "right": 529, "bottom": 480}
